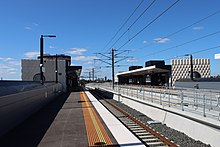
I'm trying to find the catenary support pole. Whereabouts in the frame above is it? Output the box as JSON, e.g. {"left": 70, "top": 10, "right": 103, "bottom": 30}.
{"left": 112, "top": 48, "right": 115, "bottom": 89}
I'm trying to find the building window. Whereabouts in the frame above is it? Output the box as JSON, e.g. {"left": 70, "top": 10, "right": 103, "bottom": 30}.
{"left": 33, "top": 73, "right": 45, "bottom": 81}
{"left": 193, "top": 71, "right": 201, "bottom": 79}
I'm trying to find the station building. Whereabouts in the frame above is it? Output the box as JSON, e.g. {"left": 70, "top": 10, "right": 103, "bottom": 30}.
{"left": 21, "top": 54, "right": 82, "bottom": 91}
{"left": 117, "top": 58, "right": 211, "bottom": 87}
{"left": 117, "top": 60, "right": 171, "bottom": 86}
{"left": 171, "top": 58, "right": 210, "bottom": 84}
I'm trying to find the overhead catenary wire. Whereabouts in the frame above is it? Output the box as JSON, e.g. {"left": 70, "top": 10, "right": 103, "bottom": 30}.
{"left": 108, "top": 0, "right": 157, "bottom": 51}
{"left": 138, "top": 30, "right": 220, "bottom": 59}
{"left": 101, "top": 0, "right": 145, "bottom": 53}
{"left": 135, "top": 9, "right": 220, "bottom": 51}
{"left": 96, "top": 0, "right": 180, "bottom": 72}
{"left": 165, "top": 45, "right": 220, "bottom": 61}
{"left": 118, "top": 0, "right": 181, "bottom": 50}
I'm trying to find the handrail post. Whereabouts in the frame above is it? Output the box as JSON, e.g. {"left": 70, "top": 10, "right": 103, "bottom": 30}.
{"left": 160, "top": 90, "right": 162, "bottom": 105}
{"left": 151, "top": 87, "right": 153, "bottom": 102}
{"left": 181, "top": 91, "right": 184, "bottom": 111}
{"left": 203, "top": 94, "right": 206, "bottom": 117}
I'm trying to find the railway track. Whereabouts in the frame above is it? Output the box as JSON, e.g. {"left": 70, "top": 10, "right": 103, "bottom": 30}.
{"left": 90, "top": 90, "right": 178, "bottom": 147}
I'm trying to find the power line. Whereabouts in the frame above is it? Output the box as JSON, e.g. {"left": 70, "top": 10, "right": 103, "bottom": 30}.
{"left": 135, "top": 9, "right": 220, "bottom": 51}
{"left": 139, "top": 30, "right": 220, "bottom": 58}
{"left": 165, "top": 45, "right": 220, "bottom": 61}
{"left": 102, "top": 0, "right": 145, "bottom": 53}
{"left": 118, "top": 0, "right": 181, "bottom": 50}
{"left": 109, "top": 0, "right": 157, "bottom": 51}
{"left": 191, "top": 45, "right": 220, "bottom": 55}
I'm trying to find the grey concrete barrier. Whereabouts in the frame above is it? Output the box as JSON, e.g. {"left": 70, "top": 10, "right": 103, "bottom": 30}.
{"left": 0, "top": 83, "right": 63, "bottom": 137}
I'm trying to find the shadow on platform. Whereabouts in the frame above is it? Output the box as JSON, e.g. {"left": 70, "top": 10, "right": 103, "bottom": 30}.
{"left": 0, "top": 87, "right": 82, "bottom": 147}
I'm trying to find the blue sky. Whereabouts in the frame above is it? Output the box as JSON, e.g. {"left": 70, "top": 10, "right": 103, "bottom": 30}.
{"left": 1, "top": 0, "right": 220, "bottom": 80}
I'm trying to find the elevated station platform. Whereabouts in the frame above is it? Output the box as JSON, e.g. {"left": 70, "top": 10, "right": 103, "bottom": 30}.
{"left": 0, "top": 88, "right": 144, "bottom": 147}
{"left": 87, "top": 83, "right": 220, "bottom": 147}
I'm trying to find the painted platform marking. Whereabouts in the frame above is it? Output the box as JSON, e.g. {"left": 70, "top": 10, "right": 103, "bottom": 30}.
{"left": 80, "top": 92, "right": 113, "bottom": 146}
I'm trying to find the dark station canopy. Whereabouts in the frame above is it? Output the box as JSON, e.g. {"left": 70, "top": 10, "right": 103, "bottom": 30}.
{"left": 117, "top": 65, "right": 171, "bottom": 77}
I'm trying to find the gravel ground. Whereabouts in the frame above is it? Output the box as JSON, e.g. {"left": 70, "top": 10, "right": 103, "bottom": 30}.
{"left": 97, "top": 95, "right": 211, "bottom": 147}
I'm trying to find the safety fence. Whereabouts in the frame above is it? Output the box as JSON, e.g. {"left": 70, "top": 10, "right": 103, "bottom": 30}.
{"left": 87, "top": 83, "right": 220, "bottom": 121}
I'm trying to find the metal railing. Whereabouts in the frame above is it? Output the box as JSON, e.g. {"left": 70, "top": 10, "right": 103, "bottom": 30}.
{"left": 87, "top": 82, "right": 220, "bottom": 121}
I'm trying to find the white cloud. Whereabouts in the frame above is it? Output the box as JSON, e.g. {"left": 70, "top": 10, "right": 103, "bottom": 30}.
{"left": 24, "top": 52, "right": 39, "bottom": 58}
{"left": 33, "top": 23, "right": 39, "bottom": 26}
{"left": 65, "top": 48, "right": 87, "bottom": 55}
{"left": 127, "top": 59, "right": 138, "bottom": 63}
{"left": 143, "top": 40, "right": 148, "bottom": 44}
{"left": 0, "top": 65, "right": 10, "bottom": 69}
{"left": 192, "top": 26, "right": 204, "bottom": 30}
{"left": 0, "top": 58, "right": 20, "bottom": 79}
{"left": 72, "top": 56, "right": 97, "bottom": 61}
{"left": 154, "top": 38, "right": 170, "bottom": 44}
{"left": 49, "top": 46, "right": 55, "bottom": 49}
{"left": 86, "top": 61, "right": 94, "bottom": 64}
{"left": 25, "top": 26, "right": 32, "bottom": 30}
{"left": 7, "top": 61, "right": 20, "bottom": 66}
{"left": 7, "top": 68, "right": 17, "bottom": 71}
{"left": 8, "top": 71, "right": 17, "bottom": 75}
{"left": 0, "top": 57, "right": 13, "bottom": 61}
{"left": 0, "top": 58, "right": 19, "bottom": 67}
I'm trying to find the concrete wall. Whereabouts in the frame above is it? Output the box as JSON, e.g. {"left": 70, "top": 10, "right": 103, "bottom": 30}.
{"left": 21, "top": 59, "right": 66, "bottom": 91}
{"left": 93, "top": 87, "right": 220, "bottom": 147}
{"left": 0, "top": 83, "right": 63, "bottom": 137}
{"left": 113, "top": 94, "right": 220, "bottom": 147}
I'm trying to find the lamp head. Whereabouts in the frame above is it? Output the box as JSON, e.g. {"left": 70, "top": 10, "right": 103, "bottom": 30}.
{"left": 41, "top": 35, "right": 56, "bottom": 38}
{"left": 48, "top": 35, "right": 56, "bottom": 38}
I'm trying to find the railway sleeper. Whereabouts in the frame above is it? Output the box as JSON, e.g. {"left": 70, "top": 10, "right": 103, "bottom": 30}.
{"left": 132, "top": 129, "right": 147, "bottom": 133}
{"left": 118, "top": 116, "right": 130, "bottom": 120}
{"left": 135, "top": 132, "right": 151, "bottom": 136}
{"left": 120, "top": 120, "right": 134, "bottom": 124}
{"left": 138, "top": 134, "right": 155, "bottom": 139}
{"left": 126, "top": 123, "right": 138, "bottom": 126}
{"left": 120, "top": 120, "right": 135, "bottom": 124}
{"left": 128, "top": 125, "right": 143, "bottom": 129}
{"left": 130, "top": 127, "right": 145, "bottom": 131}
{"left": 144, "top": 141, "right": 166, "bottom": 147}
{"left": 143, "top": 138, "right": 160, "bottom": 143}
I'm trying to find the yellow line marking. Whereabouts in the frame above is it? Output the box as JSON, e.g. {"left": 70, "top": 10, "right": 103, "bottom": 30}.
{"left": 80, "top": 92, "right": 112, "bottom": 146}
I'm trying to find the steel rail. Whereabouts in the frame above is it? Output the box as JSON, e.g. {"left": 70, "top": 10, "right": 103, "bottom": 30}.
{"left": 92, "top": 90, "right": 178, "bottom": 147}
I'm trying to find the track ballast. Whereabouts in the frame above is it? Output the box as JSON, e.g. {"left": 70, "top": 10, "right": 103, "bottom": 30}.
{"left": 89, "top": 89, "right": 211, "bottom": 147}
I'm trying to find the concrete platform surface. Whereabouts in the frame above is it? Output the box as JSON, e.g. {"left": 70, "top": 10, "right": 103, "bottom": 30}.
{"left": 38, "top": 91, "right": 88, "bottom": 147}
{"left": 0, "top": 89, "right": 120, "bottom": 147}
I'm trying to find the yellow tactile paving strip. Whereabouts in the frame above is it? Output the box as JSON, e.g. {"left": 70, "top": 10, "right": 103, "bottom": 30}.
{"left": 80, "top": 92, "right": 113, "bottom": 146}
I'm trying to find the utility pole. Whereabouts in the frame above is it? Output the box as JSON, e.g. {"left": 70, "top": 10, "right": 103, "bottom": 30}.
{"left": 55, "top": 54, "right": 58, "bottom": 83}
{"left": 95, "top": 48, "right": 132, "bottom": 90}
{"left": 112, "top": 48, "right": 115, "bottom": 89}
{"left": 190, "top": 54, "right": 193, "bottom": 81}
{"left": 40, "top": 36, "right": 44, "bottom": 84}
{"left": 185, "top": 54, "right": 193, "bottom": 80}
{"left": 39, "top": 35, "right": 56, "bottom": 85}
{"left": 92, "top": 68, "right": 95, "bottom": 81}
{"left": 89, "top": 71, "right": 91, "bottom": 81}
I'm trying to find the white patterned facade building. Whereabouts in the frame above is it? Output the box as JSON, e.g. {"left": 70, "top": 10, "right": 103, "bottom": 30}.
{"left": 171, "top": 58, "right": 210, "bottom": 84}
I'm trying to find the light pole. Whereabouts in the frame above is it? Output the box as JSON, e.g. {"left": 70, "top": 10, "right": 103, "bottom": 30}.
{"left": 185, "top": 54, "right": 193, "bottom": 80}
{"left": 55, "top": 54, "right": 58, "bottom": 83}
{"left": 40, "top": 35, "right": 56, "bottom": 84}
